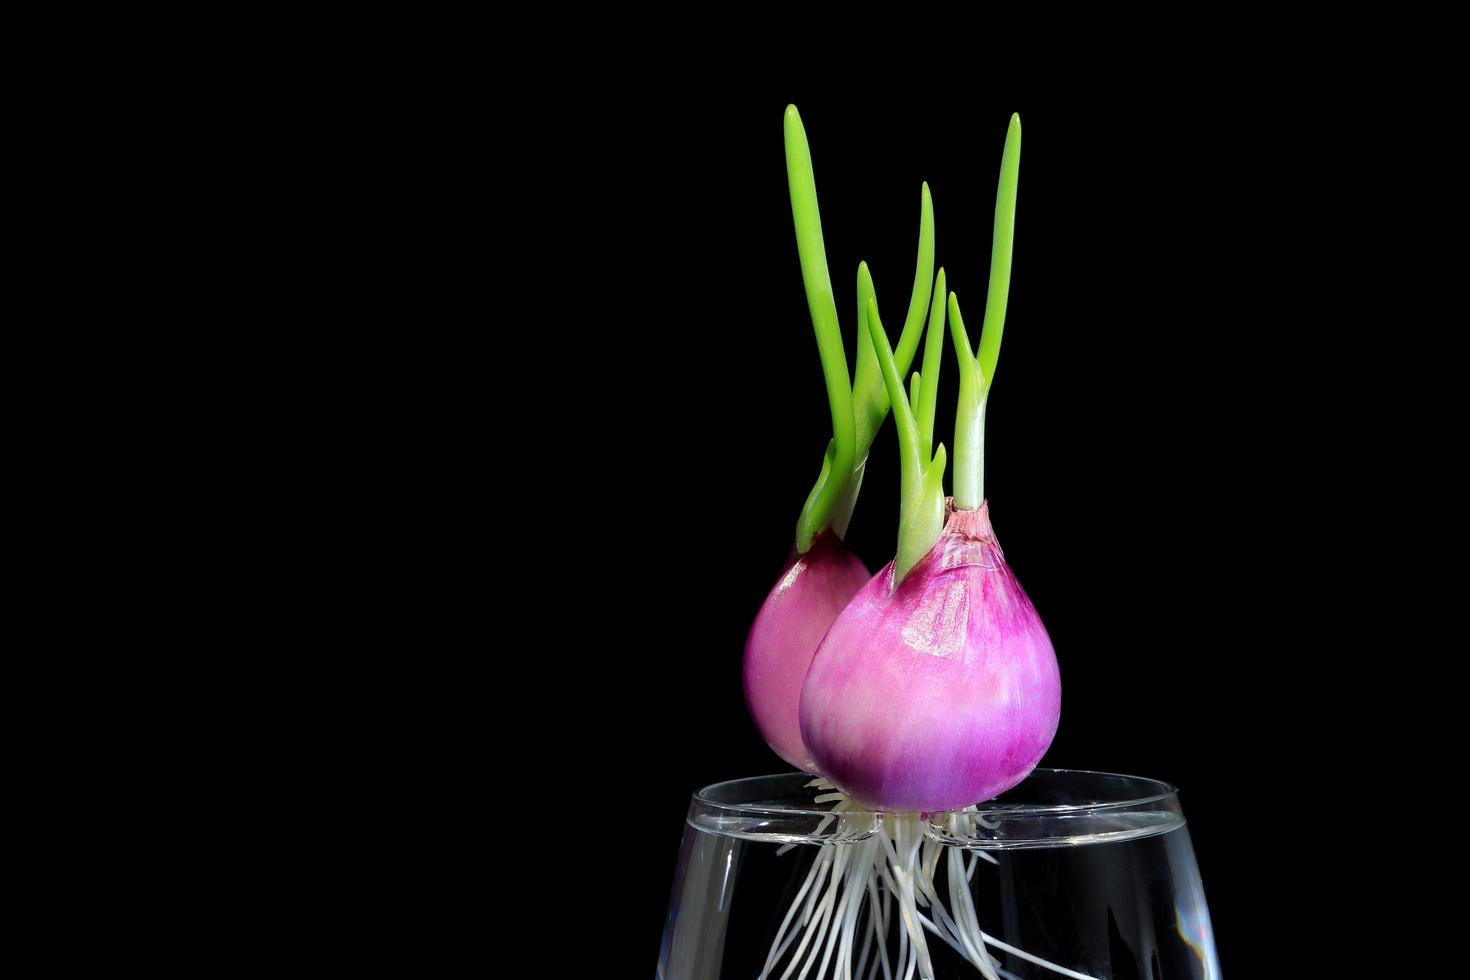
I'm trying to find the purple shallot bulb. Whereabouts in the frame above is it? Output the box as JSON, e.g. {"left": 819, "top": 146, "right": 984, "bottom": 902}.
{"left": 799, "top": 502, "right": 1060, "bottom": 812}
{"left": 743, "top": 531, "right": 870, "bottom": 772}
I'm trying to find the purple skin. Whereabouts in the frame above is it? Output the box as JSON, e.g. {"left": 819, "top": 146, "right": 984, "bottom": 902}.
{"left": 744, "top": 531, "right": 871, "bottom": 773}
{"left": 799, "top": 502, "right": 1061, "bottom": 812}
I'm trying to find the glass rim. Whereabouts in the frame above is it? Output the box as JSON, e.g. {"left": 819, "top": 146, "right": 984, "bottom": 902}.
{"left": 694, "top": 768, "right": 1179, "bottom": 819}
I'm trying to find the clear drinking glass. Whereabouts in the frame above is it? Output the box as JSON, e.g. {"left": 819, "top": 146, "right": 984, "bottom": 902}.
{"left": 658, "top": 769, "right": 1219, "bottom": 980}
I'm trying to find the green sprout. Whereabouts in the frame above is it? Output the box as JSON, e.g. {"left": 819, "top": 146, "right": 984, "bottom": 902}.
{"left": 785, "top": 104, "right": 935, "bottom": 552}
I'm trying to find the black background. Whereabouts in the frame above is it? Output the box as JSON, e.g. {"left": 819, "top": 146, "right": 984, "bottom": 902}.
{"left": 388, "top": 79, "right": 1423, "bottom": 973}
{"left": 509, "top": 88, "right": 1379, "bottom": 975}
{"left": 90, "top": 30, "right": 1451, "bottom": 975}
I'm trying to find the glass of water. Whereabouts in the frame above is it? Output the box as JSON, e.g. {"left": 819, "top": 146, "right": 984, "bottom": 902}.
{"left": 658, "top": 769, "right": 1219, "bottom": 980}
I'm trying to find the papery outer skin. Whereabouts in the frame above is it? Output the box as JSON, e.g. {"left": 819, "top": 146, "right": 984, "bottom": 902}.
{"left": 744, "top": 531, "right": 871, "bottom": 773}
{"left": 799, "top": 502, "right": 1061, "bottom": 811}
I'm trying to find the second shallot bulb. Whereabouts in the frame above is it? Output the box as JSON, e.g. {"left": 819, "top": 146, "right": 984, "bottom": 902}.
{"left": 743, "top": 532, "right": 870, "bottom": 772}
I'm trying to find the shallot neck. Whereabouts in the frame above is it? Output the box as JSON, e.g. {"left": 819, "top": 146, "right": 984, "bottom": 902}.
{"left": 944, "top": 499, "right": 995, "bottom": 541}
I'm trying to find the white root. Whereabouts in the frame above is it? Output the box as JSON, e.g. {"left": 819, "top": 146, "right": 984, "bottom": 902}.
{"left": 804, "top": 848, "right": 836, "bottom": 925}
{"left": 877, "top": 873, "right": 893, "bottom": 980}
{"left": 760, "top": 791, "right": 1101, "bottom": 980}
{"left": 976, "top": 933, "right": 1103, "bottom": 980}
{"left": 949, "top": 844, "right": 1000, "bottom": 979}
{"left": 815, "top": 844, "right": 861, "bottom": 980}
{"left": 785, "top": 844, "right": 849, "bottom": 980}
{"left": 854, "top": 899, "right": 874, "bottom": 980}
{"left": 897, "top": 816, "right": 935, "bottom": 980}
{"left": 877, "top": 825, "right": 937, "bottom": 980}
{"left": 781, "top": 811, "right": 836, "bottom": 857}
{"left": 896, "top": 888, "right": 909, "bottom": 980}
{"left": 916, "top": 910, "right": 977, "bottom": 960}
{"left": 957, "top": 807, "right": 1000, "bottom": 865}
{"left": 763, "top": 846, "right": 833, "bottom": 978}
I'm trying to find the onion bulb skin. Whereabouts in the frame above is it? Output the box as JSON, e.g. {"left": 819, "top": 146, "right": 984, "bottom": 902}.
{"left": 799, "top": 502, "right": 1060, "bottom": 812}
{"left": 743, "top": 531, "right": 871, "bottom": 772}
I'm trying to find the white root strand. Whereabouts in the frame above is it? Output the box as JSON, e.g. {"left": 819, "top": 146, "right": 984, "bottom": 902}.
{"left": 758, "top": 788, "right": 1103, "bottom": 980}
{"left": 815, "top": 844, "right": 860, "bottom": 980}
{"left": 916, "top": 910, "right": 976, "bottom": 960}
{"left": 949, "top": 844, "right": 1001, "bottom": 980}
{"left": 790, "top": 842, "right": 851, "bottom": 980}
{"left": 854, "top": 898, "right": 874, "bottom": 980}
{"left": 978, "top": 932, "right": 1102, "bottom": 980}
{"left": 877, "top": 872, "right": 893, "bottom": 980}
{"left": 762, "top": 846, "right": 832, "bottom": 978}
